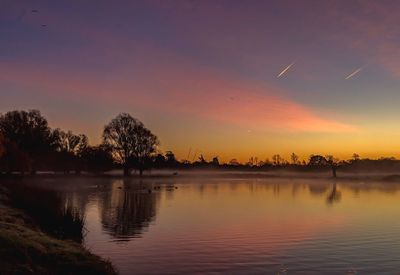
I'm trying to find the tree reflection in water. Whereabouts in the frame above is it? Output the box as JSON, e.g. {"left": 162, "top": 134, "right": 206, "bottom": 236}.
{"left": 100, "top": 180, "right": 160, "bottom": 240}
{"left": 326, "top": 182, "right": 342, "bottom": 205}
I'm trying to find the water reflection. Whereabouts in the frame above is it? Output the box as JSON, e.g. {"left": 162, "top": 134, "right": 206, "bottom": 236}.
{"left": 15, "top": 177, "right": 400, "bottom": 274}
{"left": 326, "top": 182, "right": 342, "bottom": 205}
{"left": 99, "top": 180, "right": 160, "bottom": 240}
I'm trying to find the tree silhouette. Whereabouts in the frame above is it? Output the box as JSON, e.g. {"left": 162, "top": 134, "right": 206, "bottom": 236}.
{"left": 291, "top": 152, "right": 299, "bottom": 165}
{"left": 308, "top": 155, "right": 328, "bottom": 166}
{"left": 326, "top": 155, "right": 339, "bottom": 178}
{"left": 0, "top": 134, "right": 5, "bottom": 158}
{"left": 103, "top": 113, "right": 159, "bottom": 176}
{"left": 308, "top": 154, "right": 339, "bottom": 177}
{"left": 351, "top": 153, "right": 360, "bottom": 163}
{"left": 53, "top": 129, "right": 88, "bottom": 173}
{"left": 153, "top": 153, "right": 166, "bottom": 168}
{"left": 0, "top": 133, "right": 31, "bottom": 174}
{"left": 54, "top": 129, "right": 88, "bottom": 155}
{"left": 165, "top": 151, "right": 177, "bottom": 167}
{"left": 198, "top": 154, "right": 206, "bottom": 164}
{"left": 212, "top": 156, "right": 219, "bottom": 166}
{"left": 272, "top": 154, "right": 283, "bottom": 166}
{"left": 248, "top": 157, "right": 256, "bottom": 166}
{"left": 80, "top": 145, "right": 114, "bottom": 174}
{"left": 0, "top": 110, "right": 55, "bottom": 174}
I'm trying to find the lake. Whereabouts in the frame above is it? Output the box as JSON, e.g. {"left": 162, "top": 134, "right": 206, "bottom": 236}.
{"left": 21, "top": 176, "right": 400, "bottom": 274}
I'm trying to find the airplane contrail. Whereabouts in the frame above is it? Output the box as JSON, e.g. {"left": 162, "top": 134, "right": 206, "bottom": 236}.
{"left": 277, "top": 62, "right": 295, "bottom": 78}
{"left": 345, "top": 67, "right": 363, "bottom": 79}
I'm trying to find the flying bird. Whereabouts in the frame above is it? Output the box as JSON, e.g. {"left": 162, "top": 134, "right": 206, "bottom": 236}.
{"left": 277, "top": 62, "right": 295, "bottom": 78}
{"left": 345, "top": 67, "right": 363, "bottom": 79}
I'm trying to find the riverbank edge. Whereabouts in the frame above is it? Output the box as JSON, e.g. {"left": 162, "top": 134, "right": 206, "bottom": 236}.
{"left": 0, "top": 186, "right": 117, "bottom": 275}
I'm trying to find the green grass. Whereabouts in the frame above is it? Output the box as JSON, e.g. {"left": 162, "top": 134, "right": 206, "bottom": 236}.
{"left": 0, "top": 186, "right": 117, "bottom": 275}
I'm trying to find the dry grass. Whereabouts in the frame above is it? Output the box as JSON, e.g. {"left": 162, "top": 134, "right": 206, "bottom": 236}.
{"left": 0, "top": 186, "right": 117, "bottom": 275}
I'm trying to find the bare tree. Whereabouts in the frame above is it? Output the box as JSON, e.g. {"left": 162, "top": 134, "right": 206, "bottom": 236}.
{"left": 198, "top": 155, "right": 206, "bottom": 164}
{"left": 52, "top": 129, "right": 88, "bottom": 173}
{"left": 272, "top": 154, "right": 283, "bottom": 166}
{"left": 291, "top": 152, "right": 299, "bottom": 165}
{"left": 103, "top": 113, "right": 159, "bottom": 176}
{"left": 54, "top": 129, "right": 88, "bottom": 155}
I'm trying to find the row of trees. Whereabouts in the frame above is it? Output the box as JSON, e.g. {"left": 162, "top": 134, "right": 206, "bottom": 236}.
{"left": 1, "top": 109, "right": 399, "bottom": 177}
{"left": 224, "top": 154, "right": 400, "bottom": 177}
{"left": 0, "top": 110, "right": 159, "bottom": 176}
{"left": 230, "top": 153, "right": 362, "bottom": 167}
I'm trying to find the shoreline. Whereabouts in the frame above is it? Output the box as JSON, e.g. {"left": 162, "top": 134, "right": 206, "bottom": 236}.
{"left": 0, "top": 185, "right": 117, "bottom": 275}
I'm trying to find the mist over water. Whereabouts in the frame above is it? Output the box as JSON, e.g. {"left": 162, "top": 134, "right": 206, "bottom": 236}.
{"left": 21, "top": 176, "right": 400, "bottom": 274}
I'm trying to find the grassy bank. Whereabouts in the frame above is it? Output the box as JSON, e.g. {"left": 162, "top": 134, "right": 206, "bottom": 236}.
{"left": 0, "top": 186, "right": 116, "bottom": 275}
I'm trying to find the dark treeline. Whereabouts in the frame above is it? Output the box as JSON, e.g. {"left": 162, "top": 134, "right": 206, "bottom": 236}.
{"left": 1, "top": 109, "right": 400, "bottom": 177}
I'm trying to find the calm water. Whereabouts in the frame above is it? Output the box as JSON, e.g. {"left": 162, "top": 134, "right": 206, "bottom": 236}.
{"left": 26, "top": 177, "right": 400, "bottom": 274}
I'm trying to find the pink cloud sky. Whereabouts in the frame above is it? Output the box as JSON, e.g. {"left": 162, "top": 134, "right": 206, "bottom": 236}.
{"left": 0, "top": 57, "right": 356, "bottom": 133}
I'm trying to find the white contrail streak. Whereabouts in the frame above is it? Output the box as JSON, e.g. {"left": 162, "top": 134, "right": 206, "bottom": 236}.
{"left": 345, "top": 67, "right": 363, "bottom": 79}
{"left": 277, "top": 62, "right": 295, "bottom": 78}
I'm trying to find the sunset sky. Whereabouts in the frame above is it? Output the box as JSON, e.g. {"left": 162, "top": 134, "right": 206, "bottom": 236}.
{"left": 2, "top": 0, "right": 400, "bottom": 162}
